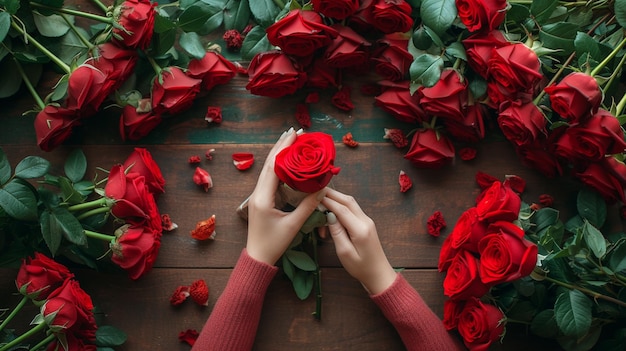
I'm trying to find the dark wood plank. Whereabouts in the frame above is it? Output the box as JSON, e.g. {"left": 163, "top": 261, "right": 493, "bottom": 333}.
{"left": 0, "top": 268, "right": 557, "bottom": 351}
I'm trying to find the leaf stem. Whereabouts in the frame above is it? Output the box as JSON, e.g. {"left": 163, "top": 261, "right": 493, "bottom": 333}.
{"left": 0, "top": 295, "right": 29, "bottom": 334}
{"left": 590, "top": 35, "right": 626, "bottom": 77}
{"left": 61, "top": 14, "right": 95, "bottom": 50}
{"left": 13, "top": 58, "right": 45, "bottom": 110}
{"left": 146, "top": 56, "right": 163, "bottom": 76}
{"left": 616, "top": 93, "right": 626, "bottom": 118}
{"left": 67, "top": 197, "right": 108, "bottom": 212}
{"left": 29, "top": 3, "right": 113, "bottom": 24}
{"left": 0, "top": 320, "right": 46, "bottom": 351}
{"left": 10, "top": 20, "right": 71, "bottom": 74}
{"left": 90, "top": 0, "right": 110, "bottom": 13}
{"left": 75, "top": 206, "right": 110, "bottom": 220}
{"left": 543, "top": 276, "right": 626, "bottom": 308}
{"left": 29, "top": 333, "right": 56, "bottom": 351}
{"left": 84, "top": 229, "right": 116, "bottom": 242}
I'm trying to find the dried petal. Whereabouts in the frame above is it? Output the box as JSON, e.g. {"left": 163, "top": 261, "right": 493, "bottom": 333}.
{"left": 383, "top": 128, "right": 408, "bottom": 148}
{"left": 161, "top": 214, "right": 178, "bottom": 231}
{"left": 170, "top": 285, "right": 189, "bottom": 306}
{"left": 189, "top": 279, "right": 209, "bottom": 306}
{"left": 342, "top": 132, "right": 359, "bottom": 148}
{"left": 223, "top": 29, "right": 243, "bottom": 51}
{"left": 459, "top": 147, "right": 477, "bottom": 161}
{"left": 191, "top": 214, "right": 216, "bottom": 240}
{"left": 205, "top": 148, "right": 215, "bottom": 161}
{"left": 188, "top": 155, "right": 201, "bottom": 164}
{"left": 427, "top": 211, "right": 446, "bottom": 237}
{"left": 305, "top": 92, "right": 320, "bottom": 104}
{"left": 232, "top": 153, "right": 254, "bottom": 170}
{"left": 504, "top": 174, "right": 526, "bottom": 194}
{"left": 205, "top": 106, "right": 223, "bottom": 124}
{"left": 399, "top": 170, "right": 412, "bottom": 193}
{"left": 193, "top": 167, "right": 213, "bottom": 192}
{"left": 295, "top": 103, "right": 312, "bottom": 129}
{"left": 178, "top": 329, "right": 199, "bottom": 346}
{"left": 475, "top": 171, "right": 498, "bottom": 190}
{"left": 331, "top": 85, "right": 354, "bottom": 111}
{"left": 539, "top": 194, "right": 554, "bottom": 207}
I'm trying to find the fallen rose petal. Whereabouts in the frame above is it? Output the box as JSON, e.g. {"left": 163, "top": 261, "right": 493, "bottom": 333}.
{"left": 193, "top": 167, "right": 213, "bottom": 192}
{"left": 342, "top": 132, "right": 359, "bottom": 148}
{"left": 383, "top": 128, "right": 408, "bottom": 148}
{"left": 189, "top": 279, "right": 209, "bottom": 306}
{"left": 162, "top": 214, "right": 178, "bottom": 231}
{"left": 539, "top": 194, "right": 554, "bottom": 207}
{"left": 305, "top": 92, "right": 320, "bottom": 104}
{"left": 178, "top": 329, "right": 199, "bottom": 346}
{"left": 399, "top": 170, "right": 412, "bottom": 193}
{"left": 459, "top": 147, "right": 477, "bottom": 161}
{"left": 475, "top": 171, "right": 499, "bottom": 190}
{"left": 295, "top": 103, "right": 312, "bottom": 129}
{"left": 232, "top": 152, "right": 254, "bottom": 170}
{"left": 504, "top": 174, "right": 526, "bottom": 194}
{"left": 427, "top": 211, "right": 446, "bottom": 237}
{"left": 205, "top": 148, "right": 215, "bottom": 161}
{"left": 205, "top": 106, "right": 222, "bottom": 123}
{"left": 191, "top": 214, "right": 216, "bottom": 240}
{"left": 188, "top": 155, "right": 201, "bottom": 164}
{"left": 170, "top": 285, "right": 190, "bottom": 306}
{"left": 331, "top": 85, "right": 354, "bottom": 111}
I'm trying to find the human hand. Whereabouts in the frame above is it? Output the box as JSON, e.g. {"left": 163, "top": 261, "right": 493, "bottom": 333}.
{"left": 246, "top": 128, "right": 326, "bottom": 265}
{"left": 321, "top": 188, "right": 397, "bottom": 295}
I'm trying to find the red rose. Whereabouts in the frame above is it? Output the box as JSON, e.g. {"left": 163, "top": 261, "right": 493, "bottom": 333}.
{"left": 186, "top": 52, "right": 237, "bottom": 91}
{"left": 92, "top": 42, "right": 138, "bottom": 88}
{"left": 418, "top": 69, "right": 468, "bottom": 122}
{"left": 448, "top": 207, "right": 489, "bottom": 253}
{"left": 443, "top": 104, "right": 486, "bottom": 143}
{"left": 555, "top": 109, "right": 626, "bottom": 164}
{"left": 347, "top": 0, "right": 378, "bottom": 34}
{"left": 443, "top": 250, "right": 490, "bottom": 300}
{"left": 497, "top": 100, "right": 547, "bottom": 147}
{"left": 312, "top": 0, "right": 359, "bottom": 20}
{"left": 404, "top": 128, "right": 455, "bottom": 168}
{"left": 463, "top": 30, "right": 511, "bottom": 78}
{"left": 306, "top": 58, "right": 341, "bottom": 88}
{"left": 266, "top": 10, "right": 338, "bottom": 57}
{"left": 246, "top": 51, "right": 307, "bottom": 98}
{"left": 544, "top": 72, "right": 602, "bottom": 124}
{"left": 152, "top": 67, "right": 202, "bottom": 115}
{"left": 119, "top": 105, "right": 162, "bottom": 142}
{"left": 370, "top": 0, "right": 413, "bottom": 34}
{"left": 478, "top": 221, "right": 538, "bottom": 285}
{"left": 457, "top": 297, "right": 505, "bottom": 351}
{"left": 516, "top": 140, "right": 562, "bottom": 178}
{"left": 374, "top": 81, "right": 426, "bottom": 123}
{"left": 111, "top": 223, "right": 162, "bottom": 280}
{"left": 16, "top": 253, "right": 74, "bottom": 300}
{"left": 438, "top": 234, "right": 459, "bottom": 272}
{"left": 46, "top": 333, "right": 97, "bottom": 351}
{"left": 274, "top": 132, "right": 341, "bottom": 193}
{"left": 372, "top": 37, "right": 412, "bottom": 81}
{"left": 455, "top": 0, "right": 508, "bottom": 32}
{"left": 66, "top": 64, "right": 110, "bottom": 116}
{"left": 443, "top": 299, "right": 465, "bottom": 331}
{"left": 34, "top": 105, "right": 79, "bottom": 151}
{"left": 112, "top": 0, "right": 156, "bottom": 49}
{"left": 488, "top": 43, "right": 542, "bottom": 102}
{"left": 575, "top": 158, "right": 626, "bottom": 203}
{"left": 122, "top": 147, "right": 166, "bottom": 195}
{"left": 42, "top": 279, "right": 95, "bottom": 333}
{"left": 331, "top": 85, "right": 354, "bottom": 111}
{"left": 475, "top": 181, "right": 521, "bottom": 223}
{"left": 323, "top": 25, "right": 371, "bottom": 68}
{"left": 105, "top": 165, "right": 154, "bottom": 221}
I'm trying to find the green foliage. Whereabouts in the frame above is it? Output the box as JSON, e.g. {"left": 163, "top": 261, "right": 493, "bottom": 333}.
{"left": 420, "top": 0, "right": 457, "bottom": 37}
{"left": 409, "top": 53, "right": 443, "bottom": 87}
{"left": 96, "top": 325, "right": 128, "bottom": 347}
{"left": 241, "top": 25, "right": 272, "bottom": 61}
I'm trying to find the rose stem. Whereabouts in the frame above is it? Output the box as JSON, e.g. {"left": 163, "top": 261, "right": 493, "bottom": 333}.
{"left": 0, "top": 321, "right": 46, "bottom": 351}
{"left": 312, "top": 231, "right": 322, "bottom": 320}
{"left": 67, "top": 197, "right": 109, "bottom": 212}
{"left": 75, "top": 206, "right": 111, "bottom": 220}
{"left": 62, "top": 14, "right": 95, "bottom": 50}
{"left": 590, "top": 35, "right": 626, "bottom": 77}
{"left": 84, "top": 229, "right": 116, "bottom": 242}
{"left": 13, "top": 58, "right": 45, "bottom": 110}
{"left": 10, "top": 20, "right": 71, "bottom": 74}
{"left": 0, "top": 295, "right": 29, "bottom": 334}
{"left": 615, "top": 91, "right": 626, "bottom": 117}
{"left": 90, "top": 0, "right": 110, "bottom": 13}
{"left": 29, "top": 2, "right": 113, "bottom": 24}
{"left": 272, "top": 0, "right": 285, "bottom": 9}
{"left": 29, "top": 333, "right": 56, "bottom": 351}
{"left": 543, "top": 276, "right": 626, "bottom": 308}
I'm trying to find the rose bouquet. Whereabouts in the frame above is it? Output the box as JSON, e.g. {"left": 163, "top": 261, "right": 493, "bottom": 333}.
{"left": 0, "top": 147, "right": 166, "bottom": 280}
{"left": 440, "top": 173, "right": 626, "bottom": 351}
{"left": 1, "top": 252, "right": 126, "bottom": 350}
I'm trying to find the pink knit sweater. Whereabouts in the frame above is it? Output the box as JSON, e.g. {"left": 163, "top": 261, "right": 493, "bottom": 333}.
{"left": 192, "top": 249, "right": 463, "bottom": 350}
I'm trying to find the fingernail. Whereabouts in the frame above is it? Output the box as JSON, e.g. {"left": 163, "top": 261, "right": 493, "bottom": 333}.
{"left": 287, "top": 126, "right": 294, "bottom": 134}
{"left": 296, "top": 128, "right": 304, "bottom": 135}
{"left": 326, "top": 211, "right": 337, "bottom": 225}
{"left": 316, "top": 188, "right": 327, "bottom": 201}
{"left": 279, "top": 130, "right": 287, "bottom": 139}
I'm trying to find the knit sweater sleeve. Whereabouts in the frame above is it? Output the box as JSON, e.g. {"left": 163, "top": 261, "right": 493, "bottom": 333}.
{"left": 192, "top": 248, "right": 278, "bottom": 351}
{"left": 370, "top": 273, "right": 465, "bottom": 351}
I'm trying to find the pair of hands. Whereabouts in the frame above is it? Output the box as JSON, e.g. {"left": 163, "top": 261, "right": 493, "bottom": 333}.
{"left": 246, "top": 129, "right": 397, "bottom": 295}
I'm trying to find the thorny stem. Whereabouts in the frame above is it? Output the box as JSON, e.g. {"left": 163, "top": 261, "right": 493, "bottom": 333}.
{"left": 0, "top": 321, "right": 46, "bottom": 351}
{"left": 29, "top": 2, "right": 113, "bottom": 24}
{"left": 312, "top": 232, "right": 322, "bottom": 320}
{"left": 13, "top": 58, "right": 45, "bottom": 110}
{"left": 543, "top": 276, "right": 626, "bottom": 308}
{"left": 0, "top": 295, "right": 28, "bottom": 334}
{"left": 590, "top": 35, "right": 626, "bottom": 77}
{"left": 10, "top": 20, "right": 71, "bottom": 74}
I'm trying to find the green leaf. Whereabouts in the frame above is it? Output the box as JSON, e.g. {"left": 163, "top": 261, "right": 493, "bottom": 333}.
{"left": 609, "top": 240, "right": 626, "bottom": 273}
{"left": 300, "top": 210, "right": 326, "bottom": 234}
{"left": 616, "top": 0, "right": 626, "bottom": 29}
{"left": 445, "top": 42, "right": 467, "bottom": 61}
{"left": 582, "top": 220, "right": 606, "bottom": 259}
{"left": 533, "top": 207, "right": 560, "bottom": 234}
{"left": 506, "top": 3, "right": 530, "bottom": 23}
{"left": 574, "top": 32, "right": 602, "bottom": 62}
{"left": 0, "top": 59, "right": 25, "bottom": 98}
{"left": 556, "top": 325, "right": 602, "bottom": 351}
{"left": 0, "top": 12, "right": 10, "bottom": 42}
{"left": 15, "top": 156, "right": 50, "bottom": 179}
{"left": 33, "top": 12, "right": 70, "bottom": 37}
{"left": 292, "top": 270, "right": 313, "bottom": 300}
{"left": 179, "top": 3, "right": 216, "bottom": 32}
{"left": 0, "top": 179, "right": 38, "bottom": 221}
{"left": 2, "top": 0, "right": 20, "bottom": 14}
{"left": 285, "top": 250, "right": 317, "bottom": 271}
{"left": 530, "top": 309, "right": 559, "bottom": 339}
{"left": 554, "top": 290, "right": 592, "bottom": 338}
{"left": 95, "top": 325, "right": 127, "bottom": 347}
{"left": 241, "top": 26, "right": 273, "bottom": 60}
{"left": 59, "top": 176, "right": 85, "bottom": 205}
{"left": 412, "top": 27, "right": 433, "bottom": 50}
{"left": 539, "top": 22, "right": 578, "bottom": 56}
{"left": 282, "top": 255, "right": 296, "bottom": 280}
{"left": 40, "top": 210, "right": 62, "bottom": 255}
{"left": 248, "top": 0, "right": 280, "bottom": 28}
{"left": 531, "top": 0, "right": 559, "bottom": 24}
{"left": 201, "top": 11, "right": 224, "bottom": 34}
{"left": 55, "top": 27, "right": 89, "bottom": 64}
{"left": 409, "top": 53, "right": 443, "bottom": 87}
{"left": 179, "top": 32, "right": 207, "bottom": 59}
{"left": 420, "top": 0, "right": 456, "bottom": 37}
{"left": 73, "top": 180, "right": 94, "bottom": 197}
{"left": 0, "top": 148, "right": 11, "bottom": 185}
{"left": 153, "top": 13, "right": 177, "bottom": 33}
{"left": 64, "top": 149, "right": 87, "bottom": 183}
{"left": 577, "top": 188, "right": 606, "bottom": 228}
{"left": 224, "top": 0, "right": 251, "bottom": 31}
{"left": 50, "top": 206, "right": 87, "bottom": 246}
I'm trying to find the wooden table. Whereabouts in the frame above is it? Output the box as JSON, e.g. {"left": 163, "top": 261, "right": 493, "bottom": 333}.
{"left": 0, "top": 70, "right": 600, "bottom": 350}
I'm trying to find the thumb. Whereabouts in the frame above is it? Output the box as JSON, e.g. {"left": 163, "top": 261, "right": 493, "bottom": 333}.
{"left": 287, "top": 189, "right": 326, "bottom": 229}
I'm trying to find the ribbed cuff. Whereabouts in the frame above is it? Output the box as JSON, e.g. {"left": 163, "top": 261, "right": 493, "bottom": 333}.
{"left": 233, "top": 249, "right": 279, "bottom": 294}
{"left": 370, "top": 273, "right": 423, "bottom": 316}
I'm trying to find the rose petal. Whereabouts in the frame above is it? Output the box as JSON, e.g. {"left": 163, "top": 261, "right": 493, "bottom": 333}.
{"left": 191, "top": 214, "right": 216, "bottom": 240}
{"left": 178, "top": 329, "right": 199, "bottom": 346}
{"left": 170, "top": 285, "right": 189, "bottom": 306}
{"left": 399, "top": 170, "right": 412, "bottom": 193}
{"left": 205, "top": 148, "right": 215, "bottom": 161}
{"left": 161, "top": 214, "right": 178, "bottom": 231}
{"left": 188, "top": 155, "right": 201, "bottom": 164}
{"left": 504, "top": 174, "right": 526, "bottom": 194}
{"left": 427, "top": 211, "right": 446, "bottom": 237}
{"left": 342, "top": 132, "right": 359, "bottom": 148}
{"left": 189, "top": 279, "right": 209, "bottom": 306}
{"left": 475, "top": 171, "right": 499, "bottom": 190}
{"left": 193, "top": 167, "right": 213, "bottom": 192}
{"left": 232, "top": 152, "right": 254, "bottom": 170}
